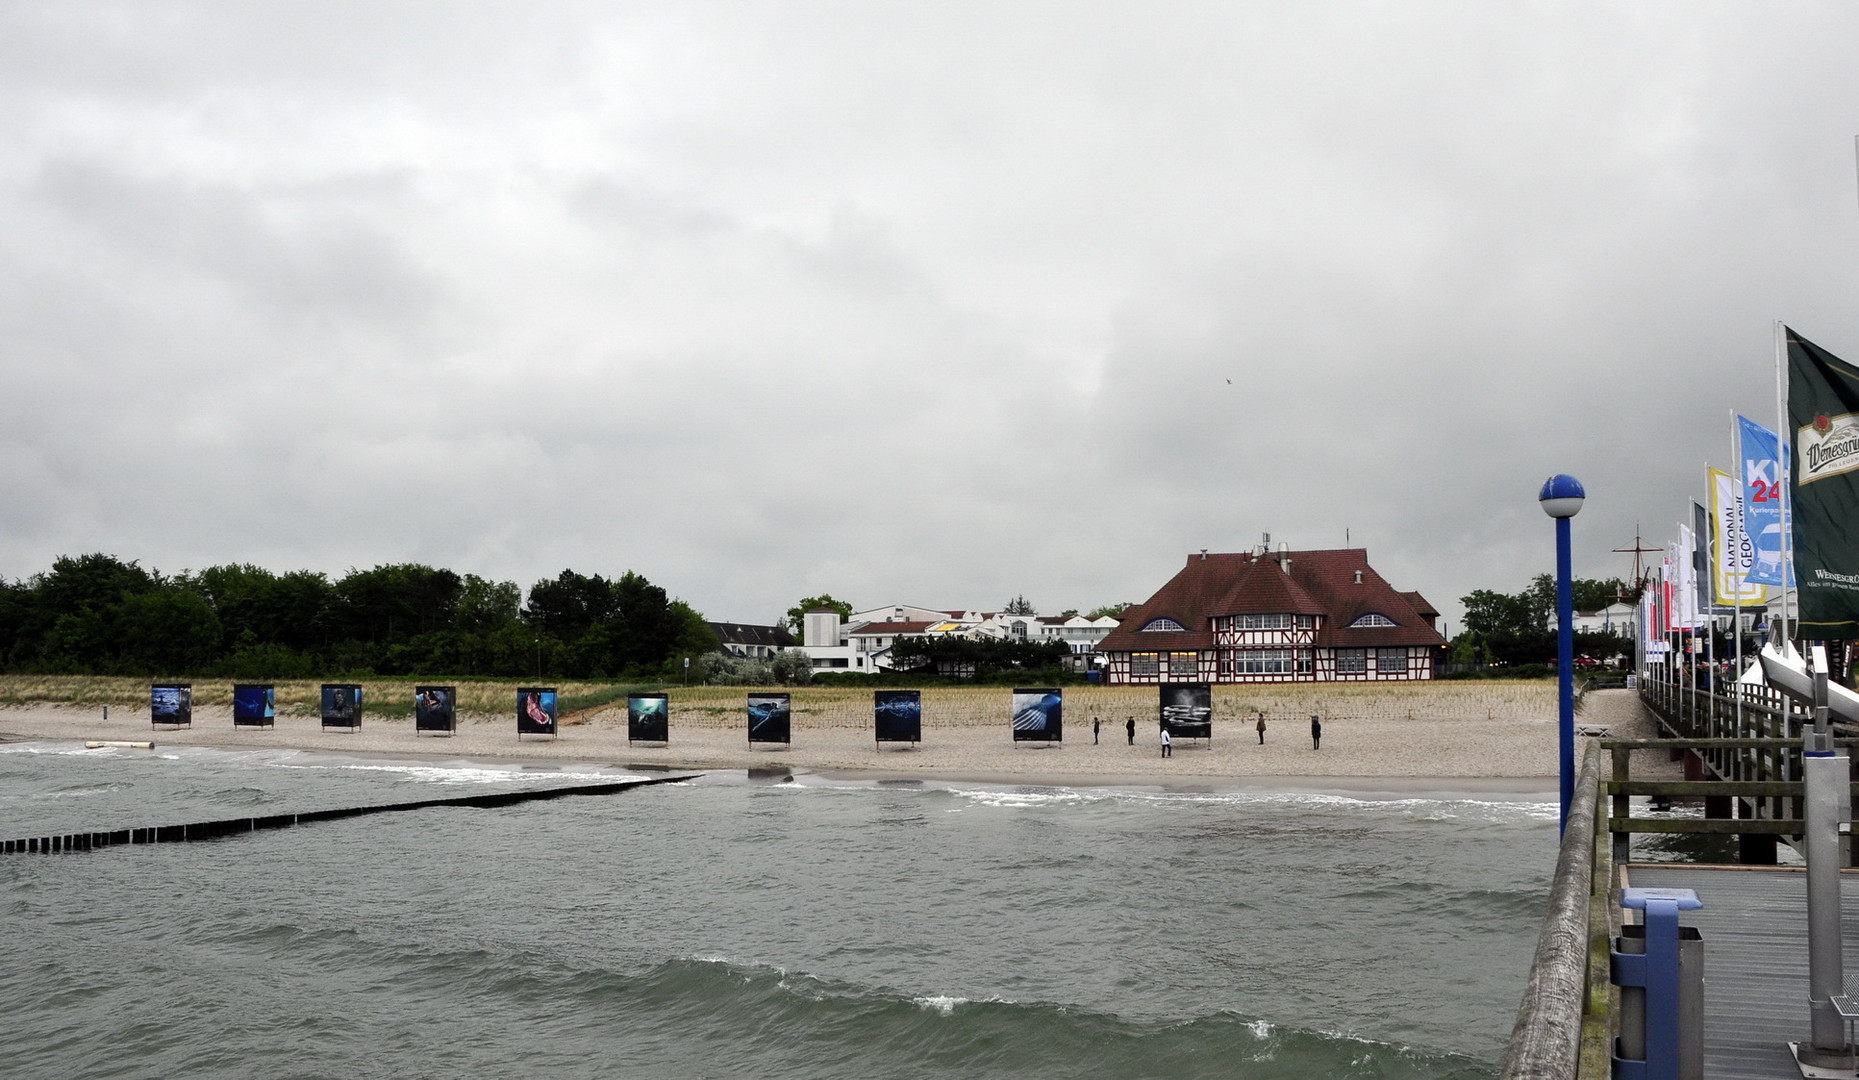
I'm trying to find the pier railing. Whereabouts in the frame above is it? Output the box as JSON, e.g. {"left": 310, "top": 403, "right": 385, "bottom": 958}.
{"left": 1499, "top": 740, "right": 1610, "bottom": 1080}
{"left": 1631, "top": 667, "right": 1859, "bottom": 864}
{"left": 1501, "top": 675, "right": 1859, "bottom": 1079}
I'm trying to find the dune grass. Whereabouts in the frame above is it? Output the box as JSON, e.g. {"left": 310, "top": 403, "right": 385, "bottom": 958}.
{"left": 0, "top": 675, "right": 654, "bottom": 723}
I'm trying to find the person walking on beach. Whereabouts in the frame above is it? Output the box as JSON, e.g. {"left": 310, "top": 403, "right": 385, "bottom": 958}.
{"left": 1093, "top": 717, "right": 1100, "bottom": 744}
{"left": 1160, "top": 727, "right": 1172, "bottom": 758}
{"left": 1255, "top": 712, "right": 1266, "bottom": 745}
{"left": 1310, "top": 714, "right": 1322, "bottom": 750}
{"left": 1126, "top": 717, "right": 1135, "bottom": 745}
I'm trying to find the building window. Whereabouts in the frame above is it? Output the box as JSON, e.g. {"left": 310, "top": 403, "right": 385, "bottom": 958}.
{"left": 1336, "top": 648, "right": 1367, "bottom": 674}
{"left": 1219, "top": 651, "right": 1233, "bottom": 675}
{"left": 1377, "top": 648, "right": 1409, "bottom": 674}
{"left": 1349, "top": 613, "right": 1398, "bottom": 628}
{"left": 1232, "top": 649, "right": 1302, "bottom": 674}
{"left": 1296, "top": 614, "right": 1316, "bottom": 630}
{"left": 1012, "top": 621, "right": 1027, "bottom": 639}
{"left": 1131, "top": 653, "right": 1159, "bottom": 677}
{"left": 1169, "top": 652, "right": 1199, "bottom": 678}
{"left": 1230, "top": 613, "right": 1292, "bottom": 630}
{"left": 1141, "top": 618, "right": 1187, "bottom": 632}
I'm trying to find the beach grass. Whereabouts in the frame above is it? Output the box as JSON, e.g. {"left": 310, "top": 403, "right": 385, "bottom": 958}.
{"left": 661, "top": 680, "right": 1555, "bottom": 729}
{"left": 0, "top": 675, "right": 654, "bottom": 722}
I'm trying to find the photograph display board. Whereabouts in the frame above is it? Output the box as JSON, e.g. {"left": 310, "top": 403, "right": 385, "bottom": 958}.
{"left": 1160, "top": 683, "right": 1213, "bottom": 739}
{"left": 1011, "top": 689, "right": 1062, "bottom": 742}
{"left": 320, "top": 684, "right": 363, "bottom": 730}
{"left": 415, "top": 686, "right": 456, "bottom": 734}
{"left": 628, "top": 694, "right": 669, "bottom": 743}
{"left": 517, "top": 688, "right": 558, "bottom": 737}
{"left": 232, "top": 684, "right": 276, "bottom": 728}
{"left": 150, "top": 684, "right": 192, "bottom": 728}
{"left": 747, "top": 693, "right": 791, "bottom": 744}
{"left": 873, "top": 690, "right": 922, "bottom": 743}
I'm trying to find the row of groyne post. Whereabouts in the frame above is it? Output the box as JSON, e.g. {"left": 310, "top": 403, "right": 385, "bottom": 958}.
{"left": 1, "top": 773, "right": 695, "bottom": 855}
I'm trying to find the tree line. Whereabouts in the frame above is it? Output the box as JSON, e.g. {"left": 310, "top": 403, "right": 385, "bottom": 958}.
{"left": 0, "top": 553, "right": 718, "bottom": 679}
{"left": 1452, "top": 574, "right": 1637, "bottom": 668}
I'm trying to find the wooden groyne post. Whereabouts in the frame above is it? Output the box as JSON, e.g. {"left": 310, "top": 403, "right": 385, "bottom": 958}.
{"left": 0, "top": 773, "right": 696, "bottom": 854}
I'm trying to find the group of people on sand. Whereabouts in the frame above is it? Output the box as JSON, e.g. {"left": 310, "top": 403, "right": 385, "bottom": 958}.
{"left": 1088, "top": 711, "right": 1323, "bottom": 756}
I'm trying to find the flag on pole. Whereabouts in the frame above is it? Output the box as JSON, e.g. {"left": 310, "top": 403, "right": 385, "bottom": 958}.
{"left": 1785, "top": 326, "right": 1859, "bottom": 634}
{"left": 1660, "top": 555, "right": 1674, "bottom": 634}
{"left": 1709, "top": 467, "right": 1770, "bottom": 605}
{"left": 1737, "top": 415, "right": 1789, "bottom": 588}
{"left": 1675, "top": 527, "right": 1703, "bottom": 630}
{"left": 1691, "top": 501, "right": 1712, "bottom": 617}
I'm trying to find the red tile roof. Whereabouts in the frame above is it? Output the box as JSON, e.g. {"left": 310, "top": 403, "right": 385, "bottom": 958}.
{"left": 1096, "top": 548, "right": 1445, "bottom": 653}
{"left": 847, "top": 621, "right": 936, "bottom": 636}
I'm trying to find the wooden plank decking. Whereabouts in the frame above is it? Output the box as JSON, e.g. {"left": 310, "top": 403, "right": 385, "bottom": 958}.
{"left": 1627, "top": 865, "right": 1859, "bottom": 1080}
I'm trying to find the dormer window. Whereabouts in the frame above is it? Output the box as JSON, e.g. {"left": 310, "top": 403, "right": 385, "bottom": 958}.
{"left": 1348, "top": 613, "right": 1397, "bottom": 628}
{"left": 1140, "top": 618, "right": 1187, "bottom": 632}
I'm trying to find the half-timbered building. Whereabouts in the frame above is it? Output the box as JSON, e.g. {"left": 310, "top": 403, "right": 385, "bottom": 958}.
{"left": 1096, "top": 545, "right": 1445, "bottom": 684}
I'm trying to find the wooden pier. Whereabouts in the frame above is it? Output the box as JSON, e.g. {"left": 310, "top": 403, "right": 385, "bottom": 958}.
{"left": 1501, "top": 678, "right": 1859, "bottom": 1080}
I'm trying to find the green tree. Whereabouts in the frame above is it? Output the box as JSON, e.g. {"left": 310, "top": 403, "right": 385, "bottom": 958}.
{"left": 1003, "top": 594, "right": 1037, "bottom": 615}
{"left": 770, "top": 647, "right": 814, "bottom": 686}
{"left": 325, "top": 564, "right": 464, "bottom": 645}
{"left": 1573, "top": 577, "right": 1639, "bottom": 611}
{"left": 886, "top": 633, "right": 1069, "bottom": 678}
{"left": 663, "top": 600, "right": 721, "bottom": 675}
{"left": 1457, "top": 574, "right": 1637, "bottom": 667}
{"left": 114, "top": 588, "right": 222, "bottom": 674}
{"left": 1086, "top": 602, "right": 1133, "bottom": 619}
{"left": 455, "top": 574, "right": 521, "bottom": 634}
{"left": 192, "top": 564, "right": 332, "bottom": 654}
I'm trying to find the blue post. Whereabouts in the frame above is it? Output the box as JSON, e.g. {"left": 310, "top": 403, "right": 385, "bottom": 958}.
{"left": 1539, "top": 473, "right": 1585, "bottom": 835}
{"left": 1641, "top": 895, "right": 1682, "bottom": 1079}
{"left": 1558, "top": 514, "right": 1574, "bottom": 833}
{"left": 1614, "top": 886, "right": 1702, "bottom": 1080}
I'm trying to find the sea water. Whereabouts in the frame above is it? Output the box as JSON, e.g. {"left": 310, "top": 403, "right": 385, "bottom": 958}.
{"left": 0, "top": 743, "right": 1557, "bottom": 1079}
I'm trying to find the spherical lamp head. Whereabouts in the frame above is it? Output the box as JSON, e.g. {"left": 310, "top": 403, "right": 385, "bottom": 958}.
{"left": 1538, "top": 474, "right": 1585, "bottom": 518}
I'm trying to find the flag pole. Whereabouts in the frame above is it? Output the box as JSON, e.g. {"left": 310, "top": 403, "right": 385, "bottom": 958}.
{"left": 1775, "top": 319, "right": 1792, "bottom": 651}
{"left": 1732, "top": 410, "right": 1745, "bottom": 742}
{"left": 1681, "top": 519, "right": 1694, "bottom": 729}
{"left": 1704, "top": 493, "right": 1716, "bottom": 732}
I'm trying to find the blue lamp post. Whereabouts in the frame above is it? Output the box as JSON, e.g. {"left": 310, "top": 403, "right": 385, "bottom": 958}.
{"left": 1540, "top": 473, "right": 1585, "bottom": 833}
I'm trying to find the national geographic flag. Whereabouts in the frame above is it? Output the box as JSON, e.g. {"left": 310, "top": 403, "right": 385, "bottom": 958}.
{"left": 1786, "top": 326, "right": 1859, "bottom": 635}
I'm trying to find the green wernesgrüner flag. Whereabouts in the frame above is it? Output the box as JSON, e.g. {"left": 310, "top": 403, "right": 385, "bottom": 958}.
{"left": 1786, "top": 325, "right": 1859, "bottom": 636}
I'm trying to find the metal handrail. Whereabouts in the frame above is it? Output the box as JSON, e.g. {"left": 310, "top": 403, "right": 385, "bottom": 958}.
{"left": 1499, "top": 740, "right": 1604, "bottom": 1080}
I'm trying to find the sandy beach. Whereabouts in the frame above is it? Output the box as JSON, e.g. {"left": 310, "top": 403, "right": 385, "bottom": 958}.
{"left": 0, "top": 684, "right": 1663, "bottom": 792}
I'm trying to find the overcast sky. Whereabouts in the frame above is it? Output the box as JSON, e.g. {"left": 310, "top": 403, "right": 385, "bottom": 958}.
{"left": 4, "top": 3, "right": 1858, "bottom": 631}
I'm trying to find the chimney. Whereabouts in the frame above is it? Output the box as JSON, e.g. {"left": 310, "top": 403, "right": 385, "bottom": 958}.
{"left": 1353, "top": 570, "right": 1363, "bottom": 584}
{"left": 1278, "top": 541, "right": 1291, "bottom": 573}
{"left": 1200, "top": 548, "right": 1208, "bottom": 561}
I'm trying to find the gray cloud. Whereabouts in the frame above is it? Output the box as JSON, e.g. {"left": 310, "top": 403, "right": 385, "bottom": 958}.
{"left": 3, "top": 2, "right": 1858, "bottom": 630}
